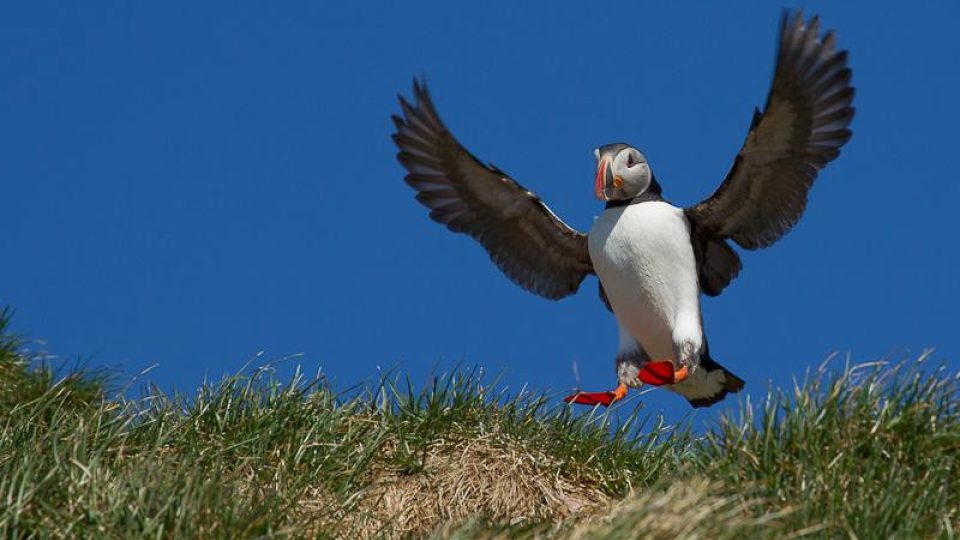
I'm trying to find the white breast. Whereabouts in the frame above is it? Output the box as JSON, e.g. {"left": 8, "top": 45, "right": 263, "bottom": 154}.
{"left": 588, "top": 202, "right": 702, "bottom": 360}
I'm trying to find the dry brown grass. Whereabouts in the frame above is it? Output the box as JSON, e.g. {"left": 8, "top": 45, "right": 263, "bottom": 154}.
{"left": 560, "top": 479, "right": 786, "bottom": 540}
{"left": 303, "top": 432, "right": 610, "bottom": 538}
{"left": 427, "top": 479, "right": 788, "bottom": 540}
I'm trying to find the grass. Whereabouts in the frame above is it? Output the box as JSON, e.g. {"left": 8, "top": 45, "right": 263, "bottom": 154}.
{"left": 1, "top": 308, "right": 957, "bottom": 538}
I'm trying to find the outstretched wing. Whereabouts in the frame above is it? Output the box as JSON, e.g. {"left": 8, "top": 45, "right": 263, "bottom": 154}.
{"left": 686, "top": 11, "right": 855, "bottom": 252}
{"left": 392, "top": 80, "right": 593, "bottom": 300}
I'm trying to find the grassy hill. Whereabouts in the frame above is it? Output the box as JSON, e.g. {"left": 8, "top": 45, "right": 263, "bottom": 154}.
{"left": 1, "top": 309, "right": 958, "bottom": 538}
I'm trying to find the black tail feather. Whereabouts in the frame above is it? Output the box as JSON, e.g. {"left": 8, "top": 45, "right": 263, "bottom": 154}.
{"left": 685, "top": 341, "right": 745, "bottom": 408}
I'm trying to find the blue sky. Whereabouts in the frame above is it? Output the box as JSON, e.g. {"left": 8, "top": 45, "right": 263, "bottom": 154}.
{"left": 3, "top": 2, "right": 957, "bottom": 424}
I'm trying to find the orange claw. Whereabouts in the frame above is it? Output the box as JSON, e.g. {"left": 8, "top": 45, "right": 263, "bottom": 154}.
{"left": 611, "top": 382, "right": 628, "bottom": 401}
{"left": 673, "top": 365, "right": 689, "bottom": 383}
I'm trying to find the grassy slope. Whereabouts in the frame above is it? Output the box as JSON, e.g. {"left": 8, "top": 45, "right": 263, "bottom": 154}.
{"left": 1, "top": 310, "right": 957, "bottom": 539}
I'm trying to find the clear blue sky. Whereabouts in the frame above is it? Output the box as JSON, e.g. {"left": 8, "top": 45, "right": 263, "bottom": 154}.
{"left": 3, "top": 2, "right": 957, "bottom": 424}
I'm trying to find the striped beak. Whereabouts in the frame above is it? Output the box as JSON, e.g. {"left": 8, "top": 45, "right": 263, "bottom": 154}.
{"left": 595, "top": 157, "right": 611, "bottom": 200}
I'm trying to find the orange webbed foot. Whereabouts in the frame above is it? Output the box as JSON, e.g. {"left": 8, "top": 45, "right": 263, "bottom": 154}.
{"left": 564, "top": 383, "right": 628, "bottom": 407}
{"left": 638, "top": 361, "right": 690, "bottom": 386}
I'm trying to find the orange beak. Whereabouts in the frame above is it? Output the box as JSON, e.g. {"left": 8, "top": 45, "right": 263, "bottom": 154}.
{"left": 595, "top": 157, "right": 610, "bottom": 200}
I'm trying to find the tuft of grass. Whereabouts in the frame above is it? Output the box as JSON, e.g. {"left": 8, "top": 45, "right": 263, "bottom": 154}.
{"left": 698, "top": 354, "right": 960, "bottom": 538}
{"left": 0, "top": 308, "right": 957, "bottom": 538}
{"left": 0, "top": 308, "right": 107, "bottom": 415}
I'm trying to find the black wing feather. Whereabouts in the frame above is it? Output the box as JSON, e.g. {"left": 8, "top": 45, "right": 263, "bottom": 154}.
{"left": 685, "top": 11, "right": 853, "bottom": 296}
{"left": 687, "top": 11, "right": 855, "bottom": 252}
{"left": 392, "top": 80, "right": 593, "bottom": 300}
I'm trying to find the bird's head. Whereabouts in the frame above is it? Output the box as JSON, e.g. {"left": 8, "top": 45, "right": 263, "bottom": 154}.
{"left": 593, "top": 143, "right": 655, "bottom": 201}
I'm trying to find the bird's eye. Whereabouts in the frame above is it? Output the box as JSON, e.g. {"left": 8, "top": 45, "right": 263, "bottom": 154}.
{"left": 626, "top": 154, "right": 636, "bottom": 167}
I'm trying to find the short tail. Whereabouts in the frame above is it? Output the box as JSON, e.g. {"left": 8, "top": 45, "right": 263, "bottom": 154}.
{"left": 670, "top": 342, "right": 745, "bottom": 408}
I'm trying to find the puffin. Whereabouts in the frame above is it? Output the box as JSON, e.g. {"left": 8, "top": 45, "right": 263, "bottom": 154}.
{"left": 391, "top": 11, "right": 854, "bottom": 408}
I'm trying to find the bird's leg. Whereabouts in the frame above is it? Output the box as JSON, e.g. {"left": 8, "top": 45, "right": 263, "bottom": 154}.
{"left": 563, "top": 333, "right": 690, "bottom": 405}
{"left": 665, "top": 325, "right": 699, "bottom": 384}
{"left": 564, "top": 363, "right": 690, "bottom": 406}
{"left": 564, "top": 328, "right": 645, "bottom": 407}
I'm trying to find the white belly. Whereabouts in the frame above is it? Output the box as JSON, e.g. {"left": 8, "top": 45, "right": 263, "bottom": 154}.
{"left": 588, "top": 202, "right": 702, "bottom": 359}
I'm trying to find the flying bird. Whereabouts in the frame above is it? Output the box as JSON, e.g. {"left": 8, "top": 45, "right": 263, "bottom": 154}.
{"left": 391, "top": 11, "right": 854, "bottom": 408}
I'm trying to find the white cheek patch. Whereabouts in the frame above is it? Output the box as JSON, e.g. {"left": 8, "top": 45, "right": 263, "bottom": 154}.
{"left": 609, "top": 150, "right": 652, "bottom": 196}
